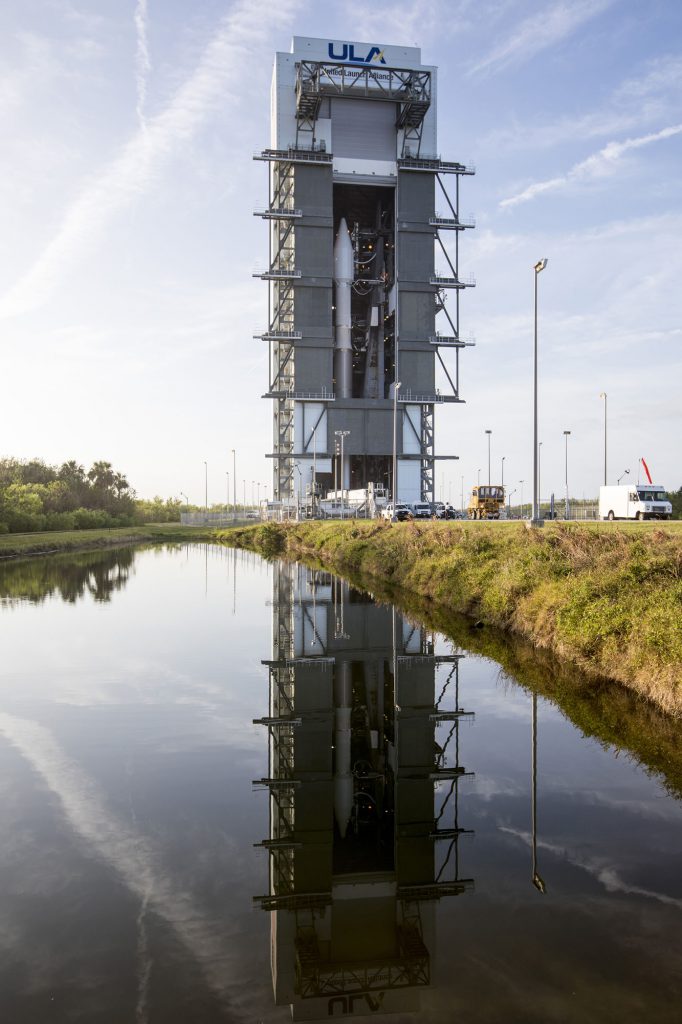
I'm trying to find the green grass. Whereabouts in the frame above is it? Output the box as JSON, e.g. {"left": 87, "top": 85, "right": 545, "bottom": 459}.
{"left": 219, "top": 519, "right": 682, "bottom": 717}
{"left": 0, "top": 523, "right": 219, "bottom": 559}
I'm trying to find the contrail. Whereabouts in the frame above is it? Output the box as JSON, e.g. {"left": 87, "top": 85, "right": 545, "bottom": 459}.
{"left": 0, "top": 0, "right": 301, "bottom": 320}
{"left": 134, "top": 0, "right": 151, "bottom": 130}
{"left": 0, "top": 712, "right": 248, "bottom": 1014}
{"left": 500, "top": 825, "right": 682, "bottom": 910}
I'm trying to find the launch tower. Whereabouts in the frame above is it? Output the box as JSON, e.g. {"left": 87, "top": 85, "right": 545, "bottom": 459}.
{"left": 255, "top": 37, "right": 474, "bottom": 503}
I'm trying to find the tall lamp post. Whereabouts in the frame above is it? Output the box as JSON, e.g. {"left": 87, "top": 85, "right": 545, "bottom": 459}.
{"left": 519, "top": 480, "right": 524, "bottom": 519}
{"left": 226, "top": 472, "right": 229, "bottom": 512}
{"left": 180, "top": 491, "right": 189, "bottom": 507}
{"left": 335, "top": 430, "right": 350, "bottom": 513}
{"left": 485, "top": 429, "right": 492, "bottom": 485}
{"left": 617, "top": 469, "right": 630, "bottom": 485}
{"left": 533, "top": 258, "right": 548, "bottom": 523}
{"left": 599, "top": 392, "right": 607, "bottom": 485}
{"left": 538, "top": 442, "right": 543, "bottom": 514}
{"left": 392, "top": 381, "right": 402, "bottom": 517}
{"left": 501, "top": 456, "right": 505, "bottom": 489}
{"left": 204, "top": 461, "right": 208, "bottom": 513}
{"left": 477, "top": 468, "right": 481, "bottom": 487}
{"left": 563, "top": 430, "right": 571, "bottom": 519}
{"left": 231, "top": 449, "right": 236, "bottom": 521}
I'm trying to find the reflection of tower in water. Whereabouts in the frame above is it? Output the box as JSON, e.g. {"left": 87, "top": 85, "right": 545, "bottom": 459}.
{"left": 253, "top": 563, "right": 474, "bottom": 1019}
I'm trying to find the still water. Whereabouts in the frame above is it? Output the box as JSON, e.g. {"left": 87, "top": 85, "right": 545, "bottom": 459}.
{"left": 0, "top": 543, "right": 680, "bottom": 1023}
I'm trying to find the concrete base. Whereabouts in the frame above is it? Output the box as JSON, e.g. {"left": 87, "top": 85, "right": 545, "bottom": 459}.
{"left": 527, "top": 519, "right": 545, "bottom": 529}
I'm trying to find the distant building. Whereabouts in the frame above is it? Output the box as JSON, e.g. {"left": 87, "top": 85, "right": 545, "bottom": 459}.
{"left": 255, "top": 37, "right": 475, "bottom": 503}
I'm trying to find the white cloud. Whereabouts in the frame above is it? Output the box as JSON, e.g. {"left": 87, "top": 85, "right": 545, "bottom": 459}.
{"left": 500, "top": 123, "right": 682, "bottom": 207}
{"left": 134, "top": 0, "right": 151, "bottom": 129}
{"left": 467, "top": 0, "right": 614, "bottom": 77}
{"left": 0, "top": 0, "right": 301, "bottom": 320}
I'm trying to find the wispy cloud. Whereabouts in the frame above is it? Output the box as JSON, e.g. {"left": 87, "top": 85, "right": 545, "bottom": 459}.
{"left": 134, "top": 0, "right": 151, "bottom": 130}
{"left": 0, "top": 0, "right": 300, "bottom": 320}
{"left": 0, "top": 712, "right": 247, "bottom": 1012}
{"left": 500, "top": 123, "right": 682, "bottom": 207}
{"left": 479, "top": 55, "right": 682, "bottom": 153}
{"left": 467, "top": 0, "right": 613, "bottom": 77}
{"left": 500, "top": 826, "right": 682, "bottom": 910}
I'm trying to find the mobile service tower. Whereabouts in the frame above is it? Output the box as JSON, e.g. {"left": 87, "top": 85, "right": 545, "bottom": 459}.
{"left": 255, "top": 37, "right": 475, "bottom": 505}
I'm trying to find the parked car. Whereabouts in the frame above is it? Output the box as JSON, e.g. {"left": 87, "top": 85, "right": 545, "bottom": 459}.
{"left": 381, "top": 503, "right": 414, "bottom": 521}
{"left": 411, "top": 502, "right": 433, "bottom": 519}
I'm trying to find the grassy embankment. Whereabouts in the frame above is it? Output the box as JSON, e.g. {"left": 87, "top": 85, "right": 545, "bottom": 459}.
{"left": 220, "top": 519, "right": 682, "bottom": 718}
{"left": 0, "top": 523, "right": 220, "bottom": 560}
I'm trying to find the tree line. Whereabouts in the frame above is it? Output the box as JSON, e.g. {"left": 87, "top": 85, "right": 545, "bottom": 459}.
{"left": 0, "top": 459, "right": 182, "bottom": 533}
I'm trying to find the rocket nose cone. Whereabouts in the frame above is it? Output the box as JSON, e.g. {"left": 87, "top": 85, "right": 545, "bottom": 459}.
{"left": 338, "top": 217, "right": 348, "bottom": 235}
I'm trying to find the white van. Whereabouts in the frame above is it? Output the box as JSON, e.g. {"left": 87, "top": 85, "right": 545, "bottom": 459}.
{"left": 599, "top": 484, "right": 672, "bottom": 521}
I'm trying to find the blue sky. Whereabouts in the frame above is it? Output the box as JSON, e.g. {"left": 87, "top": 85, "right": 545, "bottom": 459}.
{"left": 1, "top": 0, "right": 680, "bottom": 504}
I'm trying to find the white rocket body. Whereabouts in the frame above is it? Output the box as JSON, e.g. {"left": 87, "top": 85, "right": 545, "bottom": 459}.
{"left": 333, "top": 220, "right": 353, "bottom": 490}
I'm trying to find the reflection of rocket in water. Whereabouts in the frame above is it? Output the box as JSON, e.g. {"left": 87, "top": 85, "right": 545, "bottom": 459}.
{"left": 256, "top": 563, "right": 475, "bottom": 1020}
{"left": 334, "top": 661, "right": 353, "bottom": 839}
{"left": 334, "top": 219, "right": 353, "bottom": 489}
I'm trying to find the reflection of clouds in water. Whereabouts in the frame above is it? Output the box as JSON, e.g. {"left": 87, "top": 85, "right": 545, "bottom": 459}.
{"left": 0, "top": 712, "right": 249, "bottom": 1017}
{"left": 471, "top": 774, "right": 525, "bottom": 802}
{"left": 7, "top": 658, "right": 264, "bottom": 754}
{"left": 500, "top": 826, "right": 682, "bottom": 910}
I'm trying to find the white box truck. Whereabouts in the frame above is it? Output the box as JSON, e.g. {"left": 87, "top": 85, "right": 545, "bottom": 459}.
{"left": 599, "top": 484, "right": 672, "bottom": 521}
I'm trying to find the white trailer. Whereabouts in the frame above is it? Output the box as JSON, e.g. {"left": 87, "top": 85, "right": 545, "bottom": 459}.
{"left": 599, "top": 484, "right": 672, "bottom": 521}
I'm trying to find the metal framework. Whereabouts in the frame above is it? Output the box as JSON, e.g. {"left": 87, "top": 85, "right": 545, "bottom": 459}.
{"left": 295, "top": 61, "right": 431, "bottom": 156}
{"left": 253, "top": 156, "right": 299, "bottom": 499}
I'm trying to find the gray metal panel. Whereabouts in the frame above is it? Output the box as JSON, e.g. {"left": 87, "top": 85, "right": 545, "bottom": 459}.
{"left": 294, "top": 225, "right": 333, "bottom": 278}
{"left": 399, "top": 350, "right": 435, "bottom": 391}
{"left": 398, "top": 171, "right": 434, "bottom": 223}
{"left": 295, "top": 347, "right": 333, "bottom": 391}
{"left": 294, "top": 163, "right": 333, "bottom": 216}
{"left": 331, "top": 98, "right": 397, "bottom": 160}
{"left": 400, "top": 291, "right": 435, "bottom": 341}
{"left": 398, "top": 233, "right": 434, "bottom": 282}
{"left": 294, "top": 284, "right": 332, "bottom": 331}
{"left": 327, "top": 406, "right": 395, "bottom": 456}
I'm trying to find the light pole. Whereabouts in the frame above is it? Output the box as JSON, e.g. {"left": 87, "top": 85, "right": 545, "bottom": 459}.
{"left": 501, "top": 456, "right": 505, "bottom": 489}
{"left": 335, "top": 430, "right": 350, "bottom": 512}
{"left": 180, "top": 491, "right": 189, "bottom": 507}
{"left": 538, "top": 442, "right": 543, "bottom": 514}
{"left": 392, "top": 381, "right": 402, "bottom": 517}
{"left": 533, "top": 258, "right": 548, "bottom": 523}
{"left": 477, "top": 468, "right": 481, "bottom": 487}
{"left": 243, "top": 479, "right": 246, "bottom": 512}
{"left": 563, "top": 430, "right": 571, "bottom": 519}
{"left": 252, "top": 480, "right": 255, "bottom": 508}
{"left": 599, "top": 392, "right": 607, "bottom": 485}
{"left": 617, "top": 469, "right": 630, "bottom": 485}
{"left": 204, "top": 461, "right": 208, "bottom": 513}
{"left": 531, "top": 692, "right": 546, "bottom": 894}
{"left": 508, "top": 488, "right": 516, "bottom": 517}
{"left": 519, "top": 480, "right": 524, "bottom": 518}
{"left": 257, "top": 482, "right": 261, "bottom": 507}
{"left": 231, "top": 449, "right": 236, "bottom": 521}
{"left": 226, "top": 472, "right": 229, "bottom": 511}
{"left": 485, "top": 429, "right": 492, "bottom": 485}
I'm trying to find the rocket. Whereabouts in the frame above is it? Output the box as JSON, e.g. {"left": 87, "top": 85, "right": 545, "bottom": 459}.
{"left": 334, "top": 660, "right": 353, "bottom": 839}
{"left": 333, "top": 218, "right": 353, "bottom": 400}
{"left": 333, "top": 219, "right": 353, "bottom": 490}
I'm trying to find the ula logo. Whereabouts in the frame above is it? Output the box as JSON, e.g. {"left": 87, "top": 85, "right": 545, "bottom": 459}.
{"left": 328, "top": 42, "right": 386, "bottom": 64}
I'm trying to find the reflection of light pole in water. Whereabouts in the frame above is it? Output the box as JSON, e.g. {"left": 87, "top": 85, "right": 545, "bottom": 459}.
{"left": 531, "top": 692, "right": 546, "bottom": 894}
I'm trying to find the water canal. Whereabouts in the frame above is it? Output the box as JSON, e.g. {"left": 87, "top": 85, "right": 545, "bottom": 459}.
{"left": 0, "top": 543, "right": 680, "bottom": 1023}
